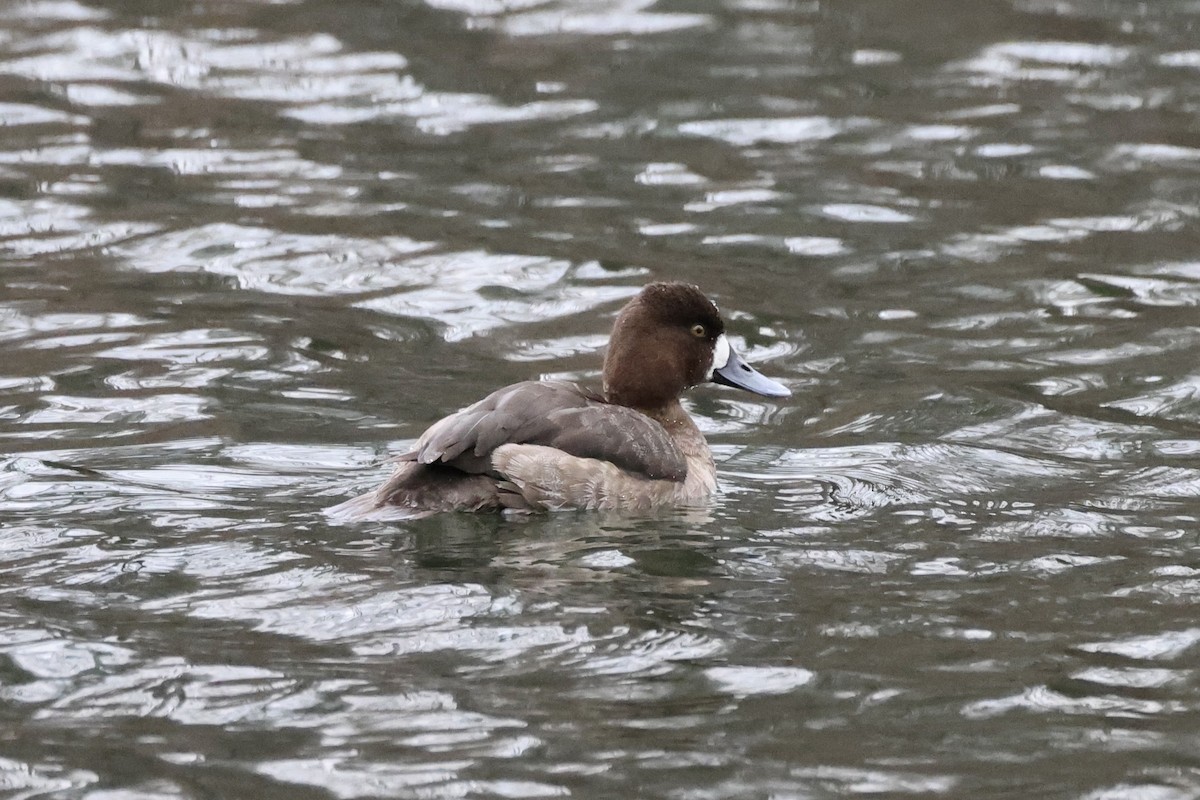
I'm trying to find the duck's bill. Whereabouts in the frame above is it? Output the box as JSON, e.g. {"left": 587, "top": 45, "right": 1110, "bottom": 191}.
{"left": 711, "top": 340, "right": 791, "bottom": 397}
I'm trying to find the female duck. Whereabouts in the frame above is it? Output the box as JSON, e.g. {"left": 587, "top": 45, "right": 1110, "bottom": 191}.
{"left": 329, "top": 282, "right": 789, "bottom": 518}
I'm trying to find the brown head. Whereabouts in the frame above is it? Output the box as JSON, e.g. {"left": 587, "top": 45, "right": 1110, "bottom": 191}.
{"left": 602, "top": 282, "right": 789, "bottom": 410}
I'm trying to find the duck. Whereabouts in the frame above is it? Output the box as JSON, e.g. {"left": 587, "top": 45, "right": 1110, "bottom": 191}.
{"left": 328, "top": 281, "right": 789, "bottom": 519}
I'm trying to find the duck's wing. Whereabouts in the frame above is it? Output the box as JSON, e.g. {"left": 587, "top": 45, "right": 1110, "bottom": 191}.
{"left": 407, "top": 380, "right": 688, "bottom": 481}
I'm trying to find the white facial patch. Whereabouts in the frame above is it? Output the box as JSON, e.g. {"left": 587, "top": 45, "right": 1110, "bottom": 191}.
{"left": 709, "top": 334, "right": 731, "bottom": 377}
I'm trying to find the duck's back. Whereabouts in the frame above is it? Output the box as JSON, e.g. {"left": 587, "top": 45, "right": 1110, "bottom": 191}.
{"left": 330, "top": 380, "right": 694, "bottom": 518}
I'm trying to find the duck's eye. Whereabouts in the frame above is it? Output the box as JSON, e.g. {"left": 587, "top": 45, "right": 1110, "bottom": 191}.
{"left": 691, "top": 324, "right": 707, "bottom": 338}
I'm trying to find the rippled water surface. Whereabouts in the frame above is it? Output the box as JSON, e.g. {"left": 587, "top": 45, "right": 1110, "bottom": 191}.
{"left": 4, "top": 0, "right": 1200, "bottom": 797}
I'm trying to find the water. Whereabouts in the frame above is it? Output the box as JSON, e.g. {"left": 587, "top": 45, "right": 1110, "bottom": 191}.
{"left": 3, "top": 0, "right": 1200, "bottom": 797}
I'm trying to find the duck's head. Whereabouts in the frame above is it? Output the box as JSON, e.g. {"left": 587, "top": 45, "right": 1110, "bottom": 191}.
{"left": 602, "top": 282, "right": 790, "bottom": 410}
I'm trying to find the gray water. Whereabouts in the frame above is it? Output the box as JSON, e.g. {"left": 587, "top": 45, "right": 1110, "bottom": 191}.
{"left": 3, "top": 0, "right": 1200, "bottom": 797}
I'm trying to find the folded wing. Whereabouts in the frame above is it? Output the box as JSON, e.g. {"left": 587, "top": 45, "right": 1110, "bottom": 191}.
{"left": 406, "top": 380, "right": 688, "bottom": 481}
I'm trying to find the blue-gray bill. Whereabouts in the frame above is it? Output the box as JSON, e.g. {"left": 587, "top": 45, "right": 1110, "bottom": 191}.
{"left": 713, "top": 349, "right": 790, "bottom": 397}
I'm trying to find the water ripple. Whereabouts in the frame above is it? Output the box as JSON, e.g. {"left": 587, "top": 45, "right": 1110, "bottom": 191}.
{"left": 119, "top": 224, "right": 436, "bottom": 295}
{"left": 356, "top": 256, "right": 635, "bottom": 341}
{"left": 492, "top": 1, "right": 711, "bottom": 37}
{"left": 679, "top": 116, "right": 873, "bottom": 146}
{"left": 956, "top": 40, "right": 1132, "bottom": 84}
{"left": 0, "top": 756, "right": 94, "bottom": 797}
{"left": 5, "top": 0, "right": 1200, "bottom": 796}
{"left": 1076, "top": 630, "right": 1200, "bottom": 661}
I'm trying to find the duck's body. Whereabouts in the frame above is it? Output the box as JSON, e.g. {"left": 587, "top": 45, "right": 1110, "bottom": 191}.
{"left": 329, "top": 282, "right": 788, "bottom": 519}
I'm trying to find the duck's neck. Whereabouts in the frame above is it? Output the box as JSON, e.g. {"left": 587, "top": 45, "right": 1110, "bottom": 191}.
{"left": 634, "top": 399, "right": 690, "bottom": 429}
{"left": 638, "top": 400, "right": 715, "bottom": 496}
{"left": 634, "top": 400, "right": 709, "bottom": 453}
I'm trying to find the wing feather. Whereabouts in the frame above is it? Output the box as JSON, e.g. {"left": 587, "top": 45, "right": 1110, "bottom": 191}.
{"left": 409, "top": 381, "right": 687, "bottom": 481}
